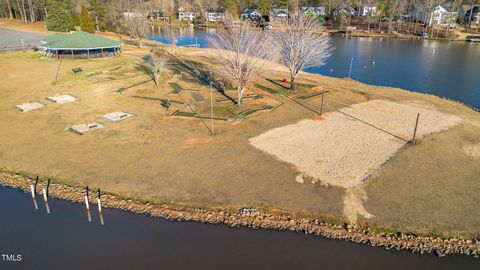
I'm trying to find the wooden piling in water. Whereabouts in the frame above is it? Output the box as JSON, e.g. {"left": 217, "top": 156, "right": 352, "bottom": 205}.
{"left": 29, "top": 179, "right": 38, "bottom": 210}
{"left": 42, "top": 187, "right": 50, "bottom": 214}
{"left": 85, "top": 186, "right": 91, "bottom": 222}
{"left": 46, "top": 179, "right": 50, "bottom": 197}
{"left": 97, "top": 189, "right": 102, "bottom": 214}
{"left": 34, "top": 176, "right": 38, "bottom": 195}
{"left": 85, "top": 186, "right": 90, "bottom": 210}
{"left": 98, "top": 189, "right": 104, "bottom": 225}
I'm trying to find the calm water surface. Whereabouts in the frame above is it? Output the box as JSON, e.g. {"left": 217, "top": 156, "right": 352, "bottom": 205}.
{"left": 149, "top": 30, "right": 480, "bottom": 108}
{"left": 0, "top": 187, "right": 479, "bottom": 269}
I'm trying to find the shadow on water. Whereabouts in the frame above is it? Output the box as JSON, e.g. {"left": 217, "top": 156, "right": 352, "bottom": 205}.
{"left": 0, "top": 187, "right": 479, "bottom": 270}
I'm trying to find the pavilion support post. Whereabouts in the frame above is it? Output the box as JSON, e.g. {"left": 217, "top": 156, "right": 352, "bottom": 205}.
{"left": 101, "top": 48, "right": 104, "bottom": 57}
{"left": 71, "top": 50, "right": 74, "bottom": 60}
{"left": 87, "top": 49, "right": 90, "bottom": 59}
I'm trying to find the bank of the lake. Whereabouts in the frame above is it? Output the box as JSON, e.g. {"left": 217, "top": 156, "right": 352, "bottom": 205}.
{"left": 2, "top": 172, "right": 480, "bottom": 259}
{"left": 149, "top": 32, "right": 480, "bottom": 109}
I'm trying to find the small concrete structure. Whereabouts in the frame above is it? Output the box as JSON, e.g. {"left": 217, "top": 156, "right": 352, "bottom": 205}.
{"left": 69, "top": 122, "right": 105, "bottom": 135}
{"left": 46, "top": 94, "right": 76, "bottom": 104}
{"left": 101, "top": 112, "right": 134, "bottom": 122}
{"left": 15, "top": 101, "right": 45, "bottom": 112}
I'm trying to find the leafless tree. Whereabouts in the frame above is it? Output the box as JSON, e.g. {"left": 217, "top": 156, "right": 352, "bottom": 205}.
{"left": 207, "top": 21, "right": 275, "bottom": 105}
{"left": 422, "top": 0, "right": 441, "bottom": 36}
{"left": 166, "top": 22, "right": 178, "bottom": 54}
{"left": 124, "top": 14, "right": 150, "bottom": 47}
{"left": 364, "top": 0, "right": 378, "bottom": 32}
{"left": 194, "top": 0, "right": 218, "bottom": 20}
{"left": 146, "top": 48, "right": 168, "bottom": 85}
{"left": 271, "top": 13, "right": 334, "bottom": 92}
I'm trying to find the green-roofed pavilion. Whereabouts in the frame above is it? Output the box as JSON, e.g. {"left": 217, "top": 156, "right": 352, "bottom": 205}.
{"left": 41, "top": 31, "right": 122, "bottom": 59}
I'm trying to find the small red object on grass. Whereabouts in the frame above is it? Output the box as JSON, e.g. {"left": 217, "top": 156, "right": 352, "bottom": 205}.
{"left": 282, "top": 79, "right": 288, "bottom": 83}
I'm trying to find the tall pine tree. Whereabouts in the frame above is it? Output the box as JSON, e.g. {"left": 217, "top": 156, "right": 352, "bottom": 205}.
{"left": 80, "top": 4, "right": 95, "bottom": 33}
{"left": 45, "top": 0, "right": 74, "bottom": 32}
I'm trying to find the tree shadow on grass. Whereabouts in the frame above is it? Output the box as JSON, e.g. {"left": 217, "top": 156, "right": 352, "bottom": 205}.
{"left": 167, "top": 55, "right": 238, "bottom": 105}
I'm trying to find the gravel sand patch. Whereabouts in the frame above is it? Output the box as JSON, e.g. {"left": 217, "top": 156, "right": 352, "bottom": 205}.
{"left": 463, "top": 144, "right": 480, "bottom": 159}
{"left": 249, "top": 100, "right": 462, "bottom": 188}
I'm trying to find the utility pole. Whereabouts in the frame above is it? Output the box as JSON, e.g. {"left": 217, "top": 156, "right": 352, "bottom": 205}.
{"left": 210, "top": 82, "right": 214, "bottom": 134}
{"left": 412, "top": 113, "right": 420, "bottom": 144}
{"left": 320, "top": 89, "right": 326, "bottom": 115}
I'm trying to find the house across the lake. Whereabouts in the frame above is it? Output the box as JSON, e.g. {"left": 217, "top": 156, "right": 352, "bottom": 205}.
{"left": 270, "top": 9, "right": 288, "bottom": 23}
{"left": 40, "top": 31, "right": 122, "bottom": 59}
{"left": 464, "top": 5, "right": 480, "bottom": 26}
{"left": 427, "top": 5, "right": 457, "bottom": 26}
{"left": 206, "top": 12, "right": 225, "bottom": 22}
{"left": 359, "top": 6, "right": 377, "bottom": 16}
{"left": 178, "top": 8, "right": 196, "bottom": 21}
{"left": 241, "top": 9, "right": 261, "bottom": 20}
{"left": 302, "top": 7, "right": 326, "bottom": 16}
{"left": 332, "top": 4, "right": 356, "bottom": 17}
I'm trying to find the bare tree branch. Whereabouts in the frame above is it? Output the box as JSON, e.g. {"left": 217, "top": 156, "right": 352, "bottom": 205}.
{"left": 124, "top": 14, "right": 150, "bottom": 47}
{"left": 207, "top": 21, "right": 276, "bottom": 105}
{"left": 145, "top": 48, "right": 167, "bottom": 86}
{"left": 271, "top": 13, "right": 334, "bottom": 92}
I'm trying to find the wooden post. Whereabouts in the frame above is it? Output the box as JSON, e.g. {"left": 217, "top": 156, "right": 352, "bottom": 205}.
{"left": 34, "top": 176, "right": 38, "bottom": 194}
{"left": 85, "top": 186, "right": 90, "bottom": 210}
{"left": 97, "top": 188, "right": 104, "bottom": 225}
{"left": 85, "top": 186, "right": 91, "bottom": 222}
{"left": 71, "top": 49, "right": 74, "bottom": 60}
{"left": 87, "top": 50, "right": 90, "bottom": 59}
{"left": 412, "top": 113, "right": 420, "bottom": 144}
{"left": 30, "top": 182, "right": 36, "bottom": 199}
{"left": 320, "top": 90, "right": 326, "bottom": 115}
{"left": 29, "top": 178, "right": 38, "bottom": 210}
{"left": 46, "top": 179, "right": 50, "bottom": 197}
{"left": 54, "top": 57, "right": 62, "bottom": 83}
{"left": 42, "top": 187, "right": 50, "bottom": 214}
{"left": 210, "top": 82, "right": 214, "bottom": 134}
{"left": 97, "top": 189, "right": 102, "bottom": 214}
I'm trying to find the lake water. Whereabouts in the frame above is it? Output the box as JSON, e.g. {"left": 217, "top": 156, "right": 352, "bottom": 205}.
{"left": 0, "top": 187, "right": 479, "bottom": 269}
{"left": 149, "top": 30, "right": 480, "bottom": 109}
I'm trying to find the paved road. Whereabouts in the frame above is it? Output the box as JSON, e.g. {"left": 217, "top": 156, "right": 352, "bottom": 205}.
{"left": 0, "top": 27, "right": 46, "bottom": 51}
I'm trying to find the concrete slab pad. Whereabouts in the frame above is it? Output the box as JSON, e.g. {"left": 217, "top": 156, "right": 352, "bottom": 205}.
{"left": 69, "top": 122, "right": 105, "bottom": 135}
{"left": 46, "top": 94, "right": 76, "bottom": 104}
{"left": 101, "top": 112, "right": 135, "bottom": 122}
{"left": 15, "top": 101, "right": 45, "bottom": 112}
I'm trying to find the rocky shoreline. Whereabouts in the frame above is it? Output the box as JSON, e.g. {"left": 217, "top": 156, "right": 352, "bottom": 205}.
{"left": 1, "top": 172, "right": 479, "bottom": 258}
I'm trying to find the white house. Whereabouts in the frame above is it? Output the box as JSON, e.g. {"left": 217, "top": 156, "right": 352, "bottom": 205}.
{"left": 178, "top": 8, "right": 196, "bottom": 21}
{"left": 241, "top": 9, "right": 261, "bottom": 20}
{"left": 333, "top": 4, "right": 356, "bottom": 17}
{"left": 359, "top": 6, "right": 377, "bottom": 16}
{"left": 428, "top": 5, "right": 457, "bottom": 26}
{"left": 270, "top": 9, "right": 288, "bottom": 22}
{"left": 123, "top": 11, "right": 147, "bottom": 18}
{"left": 206, "top": 12, "right": 225, "bottom": 22}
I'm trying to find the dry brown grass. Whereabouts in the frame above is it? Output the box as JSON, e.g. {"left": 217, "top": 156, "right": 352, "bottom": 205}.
{"left": 0, "top": 38, "right": 480, "bottom": 238}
